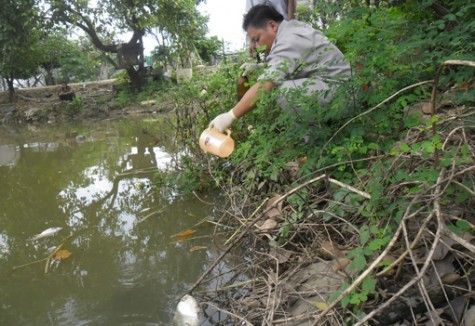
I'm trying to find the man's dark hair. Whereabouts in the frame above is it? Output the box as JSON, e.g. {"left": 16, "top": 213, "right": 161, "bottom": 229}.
{"left": 242, "top": 4, "right": 284, "bottom": 31}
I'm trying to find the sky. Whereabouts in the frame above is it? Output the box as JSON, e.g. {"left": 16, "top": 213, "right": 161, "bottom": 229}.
{"left": 143, "top": 0, "right": 247, "bottom": 55}
{"left": 197, "top": 0, "right": 247, "bottom": 52}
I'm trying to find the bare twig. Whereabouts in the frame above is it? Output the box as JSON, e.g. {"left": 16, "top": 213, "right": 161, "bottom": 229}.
{"left": 188, "top": 174, "right": 328, "bottom": 294}
{"left": 377, "top": 210, "right": 434, "bottom": 277}
{"left": 203, "top": 301, "right": 253, "bottom": 326}
{"left": 310, "top": 197, "right": 428, "bottom": 325}
{"left": 45, "top": 243, "right": 64, "bottom": 273}
{"left": 192, "top": 190, "right": 214, "bottom": 205}
{"left": 328, "top": 178, "right": 371, "bottom": 199}
{"left": 354, "top": 169, "right": 446, "bottom": 325}
{"left": 430, "top": 60, "right": 475, "bottom": 166}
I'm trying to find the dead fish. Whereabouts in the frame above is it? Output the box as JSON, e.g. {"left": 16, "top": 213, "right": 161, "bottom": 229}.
{"left": 30, "top": 227, "right": 62, "bottom": 241}
{"left": 172, "top": 294, "right": 201, "bottom": 326}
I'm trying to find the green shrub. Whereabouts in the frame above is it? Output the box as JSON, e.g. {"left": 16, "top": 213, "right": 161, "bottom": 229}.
{"left": 65, "top": 95, "right": 84, "bottom": 116}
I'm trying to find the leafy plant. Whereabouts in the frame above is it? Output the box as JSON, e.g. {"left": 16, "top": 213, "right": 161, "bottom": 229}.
{"left": 65, "top": 96, "right": 84, "bottom": 116}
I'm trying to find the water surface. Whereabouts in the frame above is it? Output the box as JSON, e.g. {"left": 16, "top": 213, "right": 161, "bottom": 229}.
{"left": 0, "top": 117, "right": 226, "bottom": 325}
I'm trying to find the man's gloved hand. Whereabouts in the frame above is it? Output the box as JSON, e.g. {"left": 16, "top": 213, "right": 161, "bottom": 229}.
{"left": 209, "top": 110, "right": 237, "bottom": 132}
{"left": 240, "top": 62, "right": 266, "bottom": 77}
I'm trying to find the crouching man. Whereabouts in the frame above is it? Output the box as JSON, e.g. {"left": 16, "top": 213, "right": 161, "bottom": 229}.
{"left": 209, "top": 4, "right": 351, "bottom": 132}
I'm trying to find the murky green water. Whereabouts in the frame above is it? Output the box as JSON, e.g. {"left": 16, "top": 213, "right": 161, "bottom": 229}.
{"left": 0, "top": 117, "right": 228, "bottom": 325}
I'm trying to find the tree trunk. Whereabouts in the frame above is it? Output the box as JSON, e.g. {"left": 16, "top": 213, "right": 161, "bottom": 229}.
{"left": 126, "top": 66, "right": 142, "bottom": 92}
{"left": 44, "top": 68, "right": 55, "bottom": 86}
{"left": 71, "top": 15, "right": 146, "bottom": 92}
{"left": 6, "top": 77, "right": 15, "bottom": 103}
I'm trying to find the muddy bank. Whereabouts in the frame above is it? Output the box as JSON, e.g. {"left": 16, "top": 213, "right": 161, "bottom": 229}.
{"left": 0, "top": 80, "right": 173, "bottom": 125}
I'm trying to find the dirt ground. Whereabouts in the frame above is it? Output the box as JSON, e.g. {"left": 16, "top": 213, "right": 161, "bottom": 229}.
{"left": 0, "top": 80, "right": 166, "bottom": 125}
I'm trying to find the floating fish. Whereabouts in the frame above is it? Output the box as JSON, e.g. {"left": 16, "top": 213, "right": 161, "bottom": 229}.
{"left": 30, "top": 227, "right": 62, "bottom": 241}
{"left": 172, "top": 294, "right": 201, "bottom": 326}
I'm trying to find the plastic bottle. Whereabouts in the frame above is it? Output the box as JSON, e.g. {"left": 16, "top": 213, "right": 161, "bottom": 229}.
{"left": 237, "top": 75, "right": 249, "bottom": 101}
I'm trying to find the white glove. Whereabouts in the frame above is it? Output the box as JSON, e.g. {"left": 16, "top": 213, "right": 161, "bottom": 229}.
{"left": 209, "top": 110, "right": 237, "bottom": 132}
{"left": 240, "top": 62, "right": 266, "bottom": 77}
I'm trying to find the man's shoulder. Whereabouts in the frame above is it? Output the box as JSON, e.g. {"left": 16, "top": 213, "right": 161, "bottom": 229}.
{"left": 279, "top": 20, "right": 321, "bottom": 37}
{"left": 277, "top": 20, "right": 324, "bottom": 46}
{"left": 281, "top": 20, "right": 311, "bottom": 30}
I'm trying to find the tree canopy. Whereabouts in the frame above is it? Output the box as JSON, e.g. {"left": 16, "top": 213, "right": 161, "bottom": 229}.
{"left": 0, "top": 0, "right": 213, "bottom": 95}
{"left": 48, "top": 0, "right": 210, "bottom": 90}
{"left": 0, "top": 0, "right": 43, "bottom": 98}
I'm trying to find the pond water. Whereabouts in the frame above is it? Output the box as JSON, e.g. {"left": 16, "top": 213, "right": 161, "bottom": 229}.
{"left": 0, "top": 117, "right": 234, "bottom": 325}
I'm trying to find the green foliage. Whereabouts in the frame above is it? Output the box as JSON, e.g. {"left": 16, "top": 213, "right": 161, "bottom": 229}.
{"left": 329, "top": 277, "right": 377, "bottom": 311}
{"left": 148, "top": 0, "right": 211, "bottom": 69}
{"left": 194, "top": 36, "right": 223, "bottom": 64}
{"left": 155, "top": 156, "right": 213, "bottom": 194}
{"left": 113, "top": 91, "right": 132, "bottom": 109}
{"left": 48, "top": 0, "right": 209, "bottom": 90}
{"left": 325, "top": 1, "right": 475, "bottom": 109}
{"left": 39, "top": 31, "right": 105, "bottom": 84}
{"left": 0, "top": 0, "right": 43, "bottom": 94}
{"left": 111, "top": 72, "right": 169, "bottom": 110}
{"left": 448, "top": 218, "right": 475, "bottom": 235}
{"left": 64, "top": 96, "right": 84, "bottom": 116}
{"left": 113, "top": 70, "right": 131, "bottom": 91}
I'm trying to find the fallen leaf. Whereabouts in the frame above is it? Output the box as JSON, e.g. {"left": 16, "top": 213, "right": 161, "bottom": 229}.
{"left": 265, "top": 208, "right": 281, "bottom": 219}
{"left": 441, "top": 273, "right": 460, "bottom": 284}
{"left": 433, "top": 237, "right": 457, "bottom": 260}
{"left": 464, "top": 305, "right": 475, "bottom": 326}
{"left": 265, "top": 195, "right": 283, "bottom": 219}
{"left": 320, "top": 240, "right": 344, "bottom": 260}
{"left": 269, "top": 247, "right": 292, "bottom": 264}
{"left": 53, "top": 249, "right": 72, "bottom": 261}
{"left": 267, "top": 195, "right": 283, "bottom": 210}
{"left": 312, "top": 301, "right": 329, "bottom": 310}
{"left": 331, "top": 258, "right": 350, "bottom": 272}
{"left": 420, "top": 101, "right": 432, "bottom": 114}
{"left": 190, "top": 246, "right": 207, "bottom": 252}
{"left": 172, "top": 229, "right": 196, "bottom": 238}
{"left": 259, "top": 219, "right": 278, "bottom": 231}
{"left": 297, "top": 156, "right": 308, "bottom": 166}
{"left": 286, "top": 161, "right": 300, "bottom": 179}
{"left": 431, "top": 255, "right": 457, "bottom": 285}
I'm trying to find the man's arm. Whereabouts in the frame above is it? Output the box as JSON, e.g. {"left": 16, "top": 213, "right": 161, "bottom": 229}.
{"left": 287, "top": 0, "right": 296, "bottom": 20}
{"left": 232, "top": 80, "right": 275, "bottom": 118}
{"left": 209, "top": 80, "right": 275, "bottom": 132}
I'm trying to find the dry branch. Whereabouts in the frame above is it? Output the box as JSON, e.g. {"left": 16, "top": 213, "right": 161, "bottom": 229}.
{"left": 188, "top": 173, "right": 371, "bottom": 295}
{"left": 188, "top": 174, "right": 328, "bottom": 294}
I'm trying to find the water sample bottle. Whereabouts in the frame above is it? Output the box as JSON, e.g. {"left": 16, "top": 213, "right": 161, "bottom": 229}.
{"left": 237, "top": 75, "right": 249, "bottom": 101}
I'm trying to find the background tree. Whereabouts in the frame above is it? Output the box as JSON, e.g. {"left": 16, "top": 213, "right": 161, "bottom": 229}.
{"left": 55, "top": 36, "right": 109, "bottom": 83}
{"left": 35, "top": 29, "right": 110, "bottom": 86}
{"left": 49, "top": 0, "right": 207, "bottom": 91}
{"left": 194, "top": 36, "right": 222, "bottom": 65}
{"left": 0, "top": 0, "right": 43, "bottom": 101}
{"left": 148, "top": 0, "right": 210, "bottom": 69}
{"left": 38, "top": 31, "right": 66, "bottom": 86}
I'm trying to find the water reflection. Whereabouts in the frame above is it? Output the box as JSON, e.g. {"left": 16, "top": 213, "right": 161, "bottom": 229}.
{"left": 0, "top": 119, "right": 223, "bottom": 325}
{"left": 0, "top": 144, "right": 19, "bottom": 166}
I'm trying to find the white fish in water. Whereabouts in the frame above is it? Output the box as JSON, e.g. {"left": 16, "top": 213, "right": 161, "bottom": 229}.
{"left": 172, "top": 294, "right": 201, "bottom": 326}
{"left": 30, "top": 227, "right": 63, "bottom": 241}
